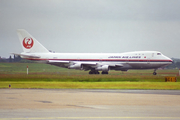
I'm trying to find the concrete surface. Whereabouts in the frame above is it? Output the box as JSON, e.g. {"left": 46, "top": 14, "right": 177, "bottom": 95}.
{"left": 0, "top": 89, "right": 180, "bottom": 120}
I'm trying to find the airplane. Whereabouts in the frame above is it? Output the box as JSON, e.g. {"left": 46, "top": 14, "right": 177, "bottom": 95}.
{"left": 13, "top": 29, "right": 173, "bottom": 75}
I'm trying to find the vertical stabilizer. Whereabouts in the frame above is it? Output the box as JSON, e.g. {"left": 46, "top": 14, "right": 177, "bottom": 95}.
{"left": 17, "top": 29, "right": 49, "bottom": 53}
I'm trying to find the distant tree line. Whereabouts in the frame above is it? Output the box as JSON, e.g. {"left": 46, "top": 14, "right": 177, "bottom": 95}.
{"left": 165, "top": 58, "right": 180, "bottom": 69}
{"left": 0, "top": 55, "right": 34, "bottom": 63}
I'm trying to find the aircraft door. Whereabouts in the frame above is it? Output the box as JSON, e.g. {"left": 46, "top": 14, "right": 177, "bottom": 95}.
{"left": 147, "top": 53, "right": 154, "bottom": 66}
{"left": 147, "top": 54, "right": 151, "bottom": 65}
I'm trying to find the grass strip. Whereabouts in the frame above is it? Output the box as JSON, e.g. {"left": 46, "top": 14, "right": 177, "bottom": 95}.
{"left": 1, "top": 82, "right": 180, "bottom": 90}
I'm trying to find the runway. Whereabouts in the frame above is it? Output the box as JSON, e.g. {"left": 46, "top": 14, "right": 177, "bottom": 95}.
{"left": 0, "top": 89, "right": 180, "bottom": 120}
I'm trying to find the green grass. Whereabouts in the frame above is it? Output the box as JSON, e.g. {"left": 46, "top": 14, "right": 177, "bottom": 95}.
{"left": 0, "top": 63, "right": 180, "bottom": 89}
{"left": 1, "top": 82, "right": 180, "bottom": 90}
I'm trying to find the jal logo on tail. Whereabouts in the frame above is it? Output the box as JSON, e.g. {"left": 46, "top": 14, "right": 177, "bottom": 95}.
{"left": 23, "top": 37, "right": 34, "bottom": 49}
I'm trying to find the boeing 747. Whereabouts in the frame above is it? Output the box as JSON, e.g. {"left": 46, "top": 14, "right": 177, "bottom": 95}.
{"left": 13, "top": 29, "right": 173, "bottom": 75}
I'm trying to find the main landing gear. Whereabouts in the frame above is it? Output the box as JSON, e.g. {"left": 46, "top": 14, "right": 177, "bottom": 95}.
{"left": 153, "top": 69, "right": 157, "bottom": 75}
{"left": 89, "top": 70, "right": 108, "bottom": 74}
{"left": 89, "top": 70, "right": 100, "bottom": 74}
{"left": 101, "top": 71, "right": 108, "bottom": 74}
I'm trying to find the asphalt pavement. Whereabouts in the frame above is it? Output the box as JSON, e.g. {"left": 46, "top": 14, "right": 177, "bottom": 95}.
{"left": 0, "top": 89, "right": 180, "bottom": 120}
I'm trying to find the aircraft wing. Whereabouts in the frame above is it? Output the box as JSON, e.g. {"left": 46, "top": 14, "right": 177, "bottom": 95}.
{"left": 48, "top": 60, "right": 97, "bottom": 65}
{"left": 109, "top": 64, "right": 123, "bottom": 67}
{"left": 48, "top": 60, "right": 70, "bottom": 64}
{"left": 48, "top": 60, "right": 97, "bottom": 70}
{"left": 48, "top": 60, "right": 123, "bottom": 67}
{"left": 48, "top": 60, "right": 124, "bottom": 71}
{"left": 48, "top": 60, "right": 96, "bottom": 66}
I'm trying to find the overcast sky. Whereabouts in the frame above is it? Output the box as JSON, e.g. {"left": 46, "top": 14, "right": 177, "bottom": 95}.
{"left": 0, "top": 0, "right": 180, "bottom": 58}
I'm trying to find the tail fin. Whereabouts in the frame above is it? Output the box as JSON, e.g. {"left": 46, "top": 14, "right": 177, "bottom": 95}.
{"left": 17, "top": 29, "right": 49, "bottom": 53}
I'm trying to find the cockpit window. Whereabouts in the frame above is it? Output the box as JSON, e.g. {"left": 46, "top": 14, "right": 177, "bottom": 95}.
{"left": 157, "top": 53, "right": 161, "bottom": 55}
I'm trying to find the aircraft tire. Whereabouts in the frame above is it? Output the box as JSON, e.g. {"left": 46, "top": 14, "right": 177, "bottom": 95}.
{"left": 102, "top": 71, "right": 108, "bottom": 74}
{"left": 89, "top": 71, "right": 93, "bottom": 74}
{"left": 89, "top": 71, "right": 100, "bottom": 74}
{"left": 153, "top": 72, "right": 157, "bottom": 75}
{"left": 95, "top": 71, "right": 99, "bottom": 74}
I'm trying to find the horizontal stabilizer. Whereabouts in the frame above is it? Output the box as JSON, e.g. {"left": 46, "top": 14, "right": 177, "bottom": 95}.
{"left": 12, "top": 53, "right": 40, "bottom": 58}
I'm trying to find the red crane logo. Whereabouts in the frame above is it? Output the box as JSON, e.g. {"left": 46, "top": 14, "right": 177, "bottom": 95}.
{"left": 23, "top": 37, "right": 34, "bottom": 49}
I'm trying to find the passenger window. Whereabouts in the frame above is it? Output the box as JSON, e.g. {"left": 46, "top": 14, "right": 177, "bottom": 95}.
{"left": 157, "top": 53, "right": 161, "bottom": 55}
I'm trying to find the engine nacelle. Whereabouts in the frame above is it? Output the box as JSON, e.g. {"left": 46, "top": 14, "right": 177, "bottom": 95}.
{"left": 68, "top": 63, "right": 83, "bottom": 70}
{"left": 95, "top": 65, "right": 109, "bottom": 72}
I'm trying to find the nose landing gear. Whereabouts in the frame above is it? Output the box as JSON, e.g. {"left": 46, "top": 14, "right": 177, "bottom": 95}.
{"left": 153, "top": 69, "right": 157, "bottom": 75}
{"left": 153, "top": 72, "right": 157, "bottom": 75}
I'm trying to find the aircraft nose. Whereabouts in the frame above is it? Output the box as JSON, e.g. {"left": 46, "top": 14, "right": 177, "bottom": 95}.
{"left": 169, "top": 58, "right": 173, "bottom": 62}
{"left": 163, "top": 55, "right": 173, "bottom": 64}
{"left": 167, "top": 57, "right": 173, "bottom": 64}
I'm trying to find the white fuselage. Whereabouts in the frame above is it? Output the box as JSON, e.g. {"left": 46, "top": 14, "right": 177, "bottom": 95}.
{"left": 23, "top": 51, "right": 172, "bottom": 71}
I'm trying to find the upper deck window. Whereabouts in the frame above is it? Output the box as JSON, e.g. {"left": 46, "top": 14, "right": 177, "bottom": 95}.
{"left": 157, "top": 53, "right": 161, "bottom": 55}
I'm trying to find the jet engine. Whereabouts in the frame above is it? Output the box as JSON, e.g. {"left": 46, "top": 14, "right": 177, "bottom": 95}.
{"left": 68, "top": 63, "right": 83, "bottom": 70}
{"left": 95, "top": 65, "right": 109, "bottom": 71}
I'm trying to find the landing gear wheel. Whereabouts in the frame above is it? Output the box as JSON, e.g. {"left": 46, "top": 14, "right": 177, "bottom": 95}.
{"left": 102, "top": 71, "right": 108, "bottom": 74}
{"left": 89, "top": 70, "right": 100, "bottom": 74}
{"left": 153, "top": 72, "right": 157, "bottom": 75}
{"left": 96, "top": 71, "right": 100, "bottom": 74}
{"left": 89, "top": 71, "right": 93, "bottom": 74}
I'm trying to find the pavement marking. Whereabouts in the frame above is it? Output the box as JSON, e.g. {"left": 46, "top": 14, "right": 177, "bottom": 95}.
{"left": 1, "top": 117, "right": 180, "bottom": 119}
{"left": 67, "top": 104, "right": 108, "bottom": 109}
